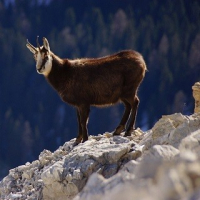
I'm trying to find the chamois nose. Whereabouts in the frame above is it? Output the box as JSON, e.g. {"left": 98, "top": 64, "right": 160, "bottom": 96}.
{"left": 37, "top": 67, "right": 42, "bottom": 74}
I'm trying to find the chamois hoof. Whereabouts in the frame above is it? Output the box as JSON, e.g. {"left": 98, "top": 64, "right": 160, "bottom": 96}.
{"left": 73, "top": 141, "right": 80, "bottom": 147}
{"left": 73, "top": 138, "right": 82, "bottom": 146}
{"left": 113, "top": 132, "right": 121, "bottom": 136}
{"left": 113, "top": 125, "right": 125, "bottom": 136}
{"left": 82, "top": 138, "right": 88, "bottom": 143}
{"left": 124, "top": 130, "right": 134, "bottom": 137}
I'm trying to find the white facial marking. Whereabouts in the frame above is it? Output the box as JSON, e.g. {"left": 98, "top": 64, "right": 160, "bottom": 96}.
{"left": 43, "top": 55, "right": 53, "bottom": 76}
{"left": 36, "top": 52, "right": 42, "bottom": 70}
{"left": 26, "top": 39, "right": 53, "bottom": 76}
{"left": 36, "top": 50, "right": 52, "bottom": 76}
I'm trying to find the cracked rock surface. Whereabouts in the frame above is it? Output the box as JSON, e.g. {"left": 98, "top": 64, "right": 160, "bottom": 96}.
{"left": 0, "top": 131, "right": 142, "bottom": 200}
{"left": 1, "top": 113, "right": 200, "bottom": 200}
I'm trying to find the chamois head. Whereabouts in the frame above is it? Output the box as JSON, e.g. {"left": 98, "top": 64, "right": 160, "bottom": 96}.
{"left": 26, "top": 37, "right": 52, "bottom": 76}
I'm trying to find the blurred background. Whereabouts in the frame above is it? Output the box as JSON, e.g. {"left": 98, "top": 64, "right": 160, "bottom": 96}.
{"left": 0, "top": 0, "right": 200, "bottom": 179}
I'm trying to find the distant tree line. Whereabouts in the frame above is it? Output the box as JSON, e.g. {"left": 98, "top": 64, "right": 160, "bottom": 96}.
{"left": 0, "top": 0, "right": 200, "bottom": 178}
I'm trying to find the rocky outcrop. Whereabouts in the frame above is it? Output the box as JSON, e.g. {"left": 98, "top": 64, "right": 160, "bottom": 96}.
{"left": 1, "top": 112, "right": 200, "bottom": 200}
{"left": 0, "top": 131, "right": 143, "bottom": 200}
{"left": 193, "top": 82, "right": 200, "bottom": 113}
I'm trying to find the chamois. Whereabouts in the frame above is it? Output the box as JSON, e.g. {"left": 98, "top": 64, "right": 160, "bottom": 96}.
{"left": 26, "top": 37, "right": 146, "bottom": 145}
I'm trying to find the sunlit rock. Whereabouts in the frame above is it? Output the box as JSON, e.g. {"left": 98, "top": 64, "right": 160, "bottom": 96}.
{"left": 192, "top": 82, "right": 200, "bottom": 113}
{"left": 1, "top": 111, "right": 200, "bottom": 200}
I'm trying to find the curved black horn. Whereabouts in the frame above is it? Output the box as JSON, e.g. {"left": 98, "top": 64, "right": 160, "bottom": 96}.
{"left": 36, "top": 36, "right": 41, "bottom": 51}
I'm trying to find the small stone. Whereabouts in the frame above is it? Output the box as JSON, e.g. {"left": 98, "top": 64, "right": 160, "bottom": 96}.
{"left": 9, "top": 193, "right": 22, "bottom": 199}
{"left": 104, "top": 132, "right": 113, "bottom": 138}
{"left": 73, "top": 169, "right": 83, "bottom": 180}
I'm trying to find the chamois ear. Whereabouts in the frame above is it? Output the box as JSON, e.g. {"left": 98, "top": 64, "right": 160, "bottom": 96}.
{"left": 26, "top": 39, "right": 37, "bottom": 54}
{"left": 43, "top": 37, "right": 50, "bottom": 52}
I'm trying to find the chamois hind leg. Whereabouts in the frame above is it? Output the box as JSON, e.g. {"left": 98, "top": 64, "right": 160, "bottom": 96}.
{"left": 78, "top": 105, "right": 90, "bottom": 143}
{"left": 74, "top": 109, "right": 83, "bottom": 146}
{"left": 113, "top": 100, "right": 131, "bottom": 136}
{"left": 125, "top": 96, "right": 140, "bottom": 137}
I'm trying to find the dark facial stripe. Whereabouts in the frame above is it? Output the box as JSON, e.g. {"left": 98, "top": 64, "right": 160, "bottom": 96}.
{"left": 38, "top": 56, "right": 48, "bottom": 72}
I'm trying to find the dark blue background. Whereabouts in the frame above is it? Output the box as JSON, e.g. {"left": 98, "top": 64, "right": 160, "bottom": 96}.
{"left": 0, "top": 0, "right": 199, "bottom": 178}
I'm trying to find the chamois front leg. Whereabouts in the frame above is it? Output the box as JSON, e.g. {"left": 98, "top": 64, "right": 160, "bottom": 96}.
{"left": 74, "top": 105, "right": 90, "bottom": 145}
{"left": 74, "top": 109, "right": 83, "bottom": 146}
{"left": 125, "top": 96, "right": 139, "bottom": 136}
{"left": 79, "top": 105, "right": 90, "bottom": 143}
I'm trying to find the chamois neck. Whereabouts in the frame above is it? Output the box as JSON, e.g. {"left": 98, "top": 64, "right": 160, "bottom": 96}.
{"left": 46, "top": 53, "right": 70, "bottom": 91}
{"left": 51, "top": 52, "right": 65, "bottom": 66}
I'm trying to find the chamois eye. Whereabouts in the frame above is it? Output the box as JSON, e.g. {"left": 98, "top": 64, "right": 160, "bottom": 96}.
{"left": 44, "top": 56, "right": 48, "bottom": 61}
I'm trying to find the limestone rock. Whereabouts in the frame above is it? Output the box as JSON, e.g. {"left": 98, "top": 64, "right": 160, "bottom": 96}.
{"left": 0, "top": 135, "right": 140, "bottom": 200}
{"left": 130, "top": 145, "right": 179, "bottom": 180}
{"left": 140, "top": 113, "right": 200, "bottom": 149}
{"left": 192, "top": 82, "right": 200, "bottom": 113}
{"left": 75, "top": 114, "right": 200, "bottom": 200}
{"left": 1, "top": 113, "right": 200, "bottom": 200}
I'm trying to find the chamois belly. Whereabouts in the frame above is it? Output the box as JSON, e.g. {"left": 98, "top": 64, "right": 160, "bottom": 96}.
{"left": 88, "top": 78, "right": 123, "bottom": 106}
{"left": 61, "top": 80, "right": 122, "bottom": 107}
{"left": 91, "top": 89, "right": 121, "bottom": 106}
